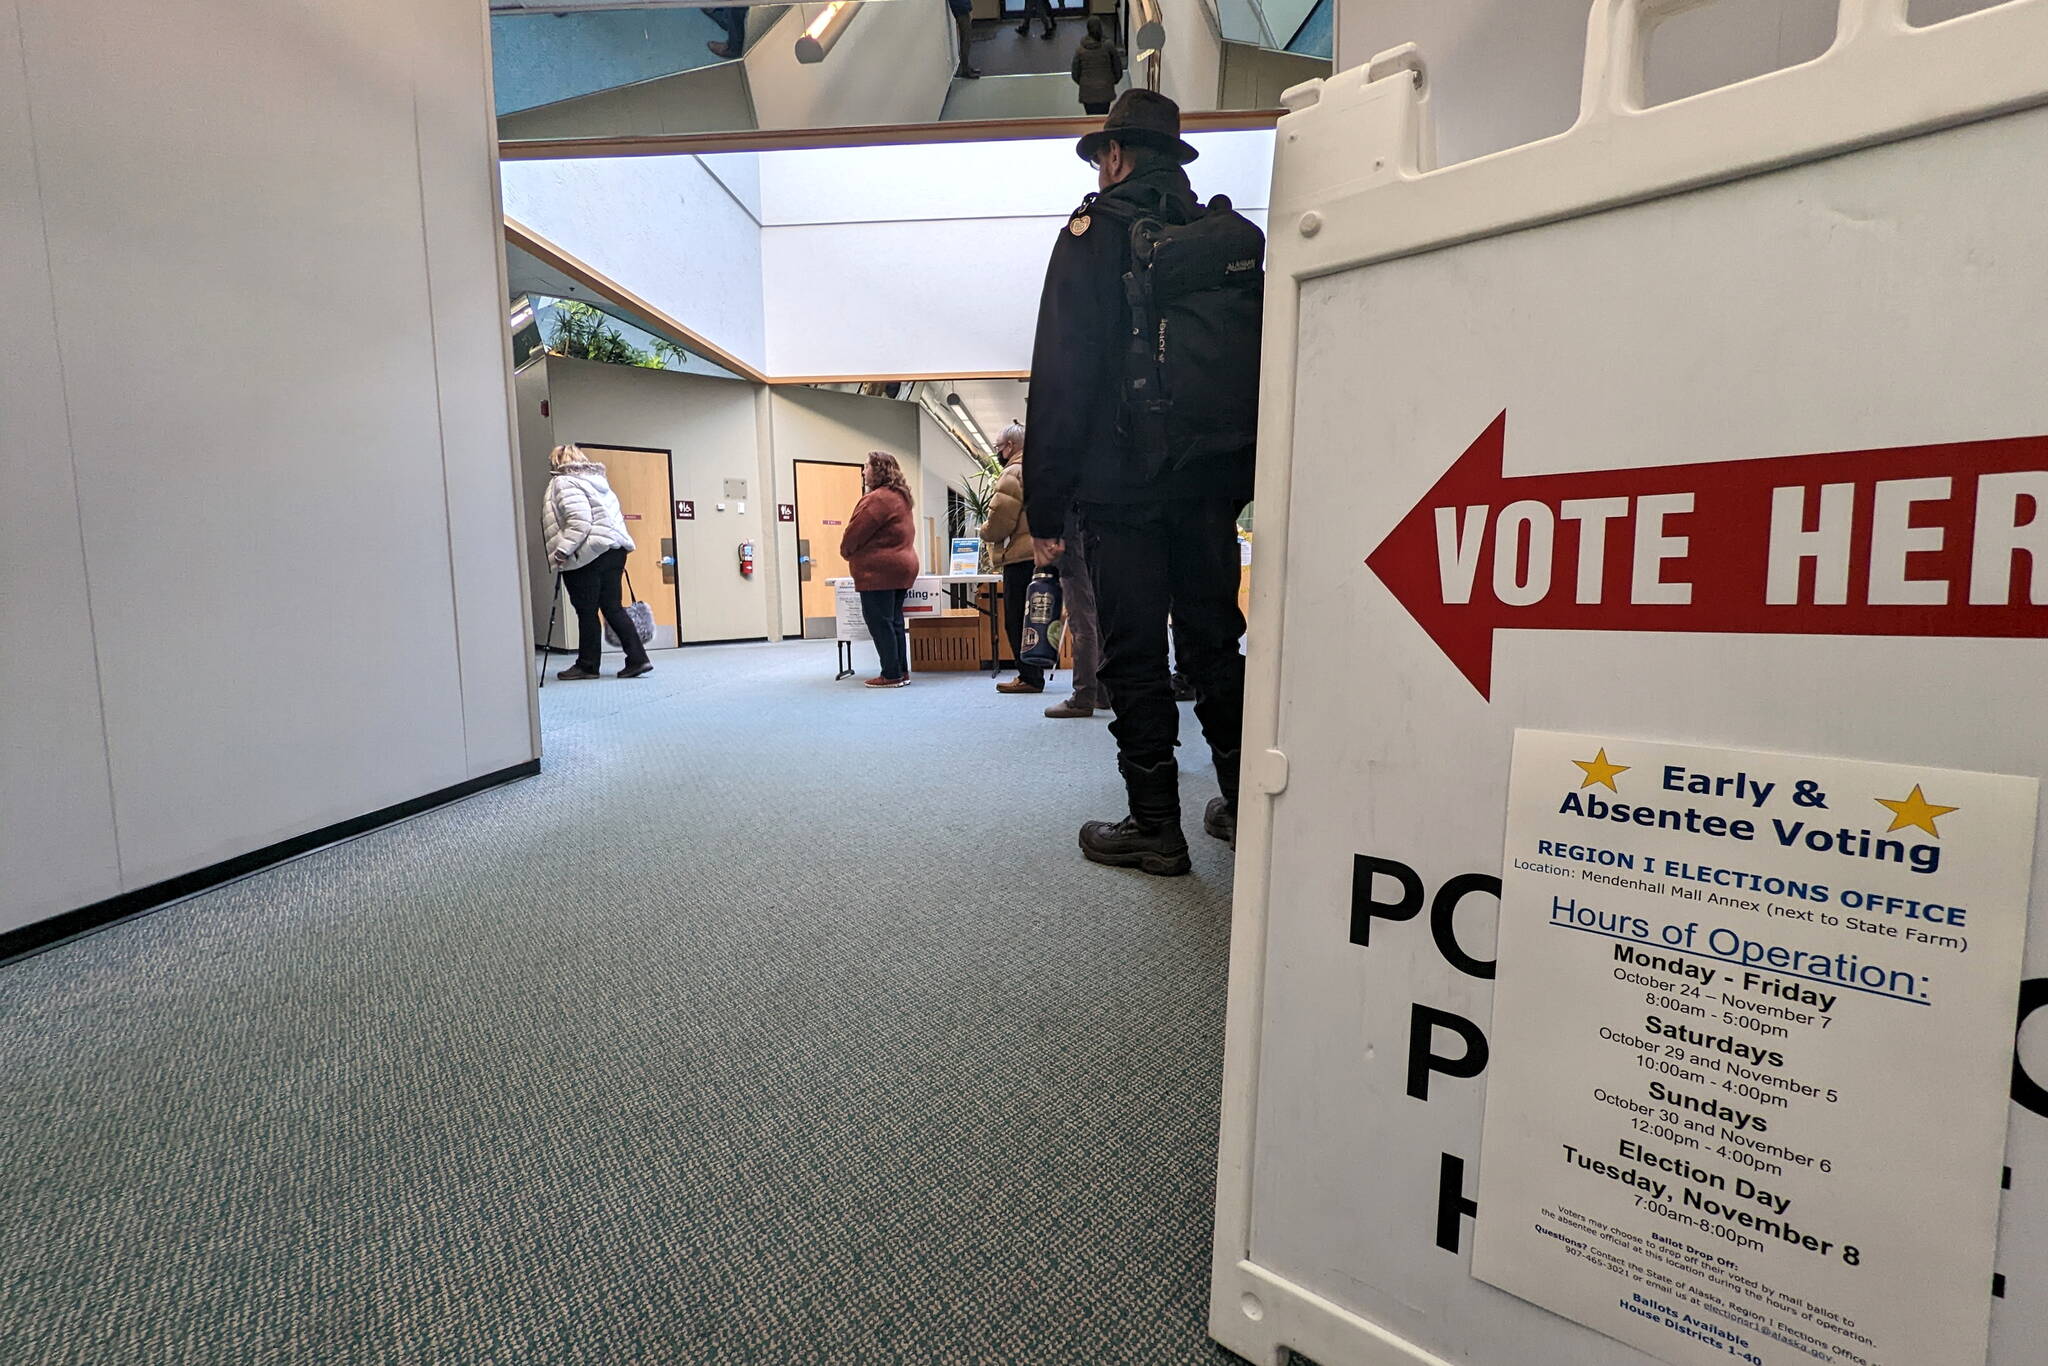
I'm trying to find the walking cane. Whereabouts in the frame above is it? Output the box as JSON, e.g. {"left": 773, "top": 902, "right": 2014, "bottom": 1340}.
{"left": 537, "top": 572, "right": 562, "bottom": 688}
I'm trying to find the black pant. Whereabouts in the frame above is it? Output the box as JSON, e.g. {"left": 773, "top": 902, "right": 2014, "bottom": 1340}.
{"left": 1018, "top": 0, "right": 1053, "bottom": 30}
{"left": 1081, "top": 498, "right": 1246, "bottom": 767}
{"left": 710, "top": 6, "right": 748, "bottom": 51}
{"left": 562, "top": 546, "right": 650, "bottom": 670}
{"left": 954, "top": 10, "right": 975, "bottom": 70}
{"left": 1083, "top": 99, "right": 1111, "bottom": 115}
{"left": 859, "top": 588, "right": 911, "bottom": 680}
{"left": 1001, "top": 560, "right": 1046, "bottom": 687}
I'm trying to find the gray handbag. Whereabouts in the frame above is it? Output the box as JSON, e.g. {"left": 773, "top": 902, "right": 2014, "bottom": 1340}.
{"left": 604, "top": 570, "right": 656, "bottom": 649}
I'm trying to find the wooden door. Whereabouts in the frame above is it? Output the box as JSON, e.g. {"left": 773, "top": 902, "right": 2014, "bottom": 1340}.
{"left": 581, "top": 445, "right": 679, "bottom": 649}
{"left": 795, "top": 460, "right": 866, "bottom": 637}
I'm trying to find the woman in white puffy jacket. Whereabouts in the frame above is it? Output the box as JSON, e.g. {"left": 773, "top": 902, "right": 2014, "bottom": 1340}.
{"left": 543, "top": 445, "right": 653, "bottom": 680}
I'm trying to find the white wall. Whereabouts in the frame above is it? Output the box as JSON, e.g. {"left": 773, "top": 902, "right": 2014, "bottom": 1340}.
{"left": 757, "top": 130, "right": 1275, "bottom": 377}
{"left": 542, "top": 358, "right": 776, "bottom": 643}
{"left": 766, "top": 387, "right": 925, "bottom": 637}
{"left": 756, "top": 134, "right": 1276, "bottom": 223}
{"left": 743, "top": 0, "right": 957, "bottom": 131}
{"left": 764, "top": 218, "right": 1058, "bottom": 376}
{"left": 0, "top": 0, "right": 534, "bottom": 933}
{"left": 917, "top": 406, "right": 989, "bottom": 567}
{"left": 522, "top": 360, "right": 938, "bottom": 642}
{"left": 502, "top": 129, "right": 1274, "bottom": 381}
{"left": 514, "top": 358, "right": 560, "bottom": 642}
{"left": 702, "top": 152, "right": 764, "bottom": 221}
{"left": 1332, "top": 0, "right": 1858, "bottom": 167}
{"left": 1, "top": 1, "right": 120, "bottom": 921}
{"left": 501, "top": 154, "right": 767, "bottom": 371}
{"left": 1160, "top": 0, "right": 1224, "bottom": 113}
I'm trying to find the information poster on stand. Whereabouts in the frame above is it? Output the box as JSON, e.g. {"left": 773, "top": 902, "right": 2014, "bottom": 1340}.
{"left": 1473, "top": 731, "right": 2037, "bottom": 1366}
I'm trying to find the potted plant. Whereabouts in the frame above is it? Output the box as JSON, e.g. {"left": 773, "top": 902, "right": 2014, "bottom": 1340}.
{"left": 958, "top": 454, "right": 1005, "bottom": 573}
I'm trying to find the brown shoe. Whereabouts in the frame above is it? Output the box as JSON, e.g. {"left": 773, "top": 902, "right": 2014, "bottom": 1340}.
{"left": 1044, "top": 697, "right": 1094, "bottom": 718}
{"left": 996, "top": 678, "right": 1043, "bottom": 694}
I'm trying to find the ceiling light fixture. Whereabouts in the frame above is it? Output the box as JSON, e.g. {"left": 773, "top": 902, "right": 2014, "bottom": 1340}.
{"left": 944, "top": 391, "right": 995, "bottom": 460}
{"left": 794, "top": 1, "right": 861, "bottom": 63}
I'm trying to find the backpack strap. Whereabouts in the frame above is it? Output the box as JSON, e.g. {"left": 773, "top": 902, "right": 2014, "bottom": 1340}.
{"left": 1078, "top": 191, "right": 1209, "bottom": 479}
{"left": 1099, "top": 198, "right": 1189, "bottom": 469}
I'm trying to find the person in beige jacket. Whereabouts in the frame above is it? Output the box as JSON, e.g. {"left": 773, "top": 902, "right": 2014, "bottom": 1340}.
{"left": 979, "top": 422, "right": 1045, "bottom": 694}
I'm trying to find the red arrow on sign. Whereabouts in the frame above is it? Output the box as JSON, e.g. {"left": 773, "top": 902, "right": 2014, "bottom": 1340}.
{"left": 1365, "top": 412, "right": 2048, "bottom": 698}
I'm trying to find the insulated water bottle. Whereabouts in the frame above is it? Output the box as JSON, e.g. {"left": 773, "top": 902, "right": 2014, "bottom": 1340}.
{"left": 1019, "top": 568, "right": 1064, "bottom": 670}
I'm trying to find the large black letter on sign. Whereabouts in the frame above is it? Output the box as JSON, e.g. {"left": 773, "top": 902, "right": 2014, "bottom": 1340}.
{"left": 1430, "top": 872, "right": 1500, "bottom": 980}
{"left": 2017, "top": 977, "right": 2048, "bottom": 1119}
{"left": 1437, "top": 1153, "right": 1478, "bottom": 1253}
{"left": 1351, "top": 855, "right": 1423, "bottom": 946}
{"left": 1408, "top": 1003, "right": 1490, "bottom": 1101}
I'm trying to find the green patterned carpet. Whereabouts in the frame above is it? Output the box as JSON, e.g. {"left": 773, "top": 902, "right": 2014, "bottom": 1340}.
{"left": 1, "top": 642, "right": 1253, "bottom": 1365}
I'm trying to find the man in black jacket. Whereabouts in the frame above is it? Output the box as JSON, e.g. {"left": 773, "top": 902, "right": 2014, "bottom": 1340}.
{"left": 1023, "top": 90, "right": 1254, "bottom": 877}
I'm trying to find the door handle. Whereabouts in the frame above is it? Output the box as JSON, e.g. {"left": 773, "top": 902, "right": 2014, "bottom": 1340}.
{"left": 798, "top": 538, "right": 812, "bottom": 581}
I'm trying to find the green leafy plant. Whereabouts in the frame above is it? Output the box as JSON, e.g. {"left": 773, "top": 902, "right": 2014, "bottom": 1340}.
{"left": 548, "top": 300, "right": 655, "bottom": 368}
{"left": 958, "top": 454, "right": 1006, "bottom": 572}
{"left": 959, "top": 460, "right": 1000, "bottom": 526}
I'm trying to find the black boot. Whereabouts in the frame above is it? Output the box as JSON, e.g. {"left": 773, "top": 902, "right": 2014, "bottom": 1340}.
{"left": 1080, "top": 757, "right": 1191, "bottom": 876}
{"left": 1204, "top": 748, "right": 1239, "bottom": 847}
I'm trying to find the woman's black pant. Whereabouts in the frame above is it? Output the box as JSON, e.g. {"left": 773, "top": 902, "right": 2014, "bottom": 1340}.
{"left": 562, "top": 546, "right": 649, "bottom": 670}
{"left": 1001, "top": 559, "right": 1046, "bottom": 687}
{"left": 859, "top": 588, "right": 911, "bottom": 680}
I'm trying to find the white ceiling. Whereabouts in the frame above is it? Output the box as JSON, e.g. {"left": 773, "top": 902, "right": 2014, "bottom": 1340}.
{"left": 942, "top": 378, "right": 1031, "bottom": 453}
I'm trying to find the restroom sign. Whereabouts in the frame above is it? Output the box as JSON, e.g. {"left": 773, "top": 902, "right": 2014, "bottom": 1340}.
{"left": 1367, "top": 413, "right": 2048, "bottom": 697}
{"left": 675, "top": 499, "right": 695, "bottom": 520}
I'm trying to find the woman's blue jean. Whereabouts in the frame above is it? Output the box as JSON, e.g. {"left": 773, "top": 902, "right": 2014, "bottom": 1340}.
{"left": 859, "top": 588, "right": 910, "bottom": 680}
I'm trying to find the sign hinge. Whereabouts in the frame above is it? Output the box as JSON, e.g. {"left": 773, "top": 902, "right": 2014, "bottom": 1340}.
{"left": 1250, "top": 747, "right": 1290, "bottom": 795}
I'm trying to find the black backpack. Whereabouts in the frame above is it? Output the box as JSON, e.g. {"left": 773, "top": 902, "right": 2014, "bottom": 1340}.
{"left": 1089, "top": 191, "right": 1265, "bottom": 477}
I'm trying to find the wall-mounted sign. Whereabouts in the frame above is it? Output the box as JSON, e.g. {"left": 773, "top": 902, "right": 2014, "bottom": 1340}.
{"left": 778, "top": 503, "right": 796, "bottom": 523}
{"left": 1472, "top": 729, "right": 2038, "bottom": 1366}
{"left": 675, "top": 500, "right": 694, "bottom": 521}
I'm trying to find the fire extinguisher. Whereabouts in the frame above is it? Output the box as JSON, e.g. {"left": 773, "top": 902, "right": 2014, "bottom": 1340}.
{"left": 738, "top": 540, "right": 755, "bottom": 577}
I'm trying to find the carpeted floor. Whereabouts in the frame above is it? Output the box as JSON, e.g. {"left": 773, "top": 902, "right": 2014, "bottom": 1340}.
{"left": 0, "top": 641, "right": 1253, "bottom": 1365}
{"left": 967, "top": 16, "right": 1089, "bottom": 78}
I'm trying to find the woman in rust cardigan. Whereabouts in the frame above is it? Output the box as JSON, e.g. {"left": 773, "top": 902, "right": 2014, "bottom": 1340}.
{"left": 839, "top": 451, "right": 920, "bottom": 687}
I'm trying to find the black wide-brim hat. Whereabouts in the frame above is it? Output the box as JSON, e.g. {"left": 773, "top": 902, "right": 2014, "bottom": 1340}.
{"left": 1076, "top": 88, "right": 1199, "bottom": 165}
